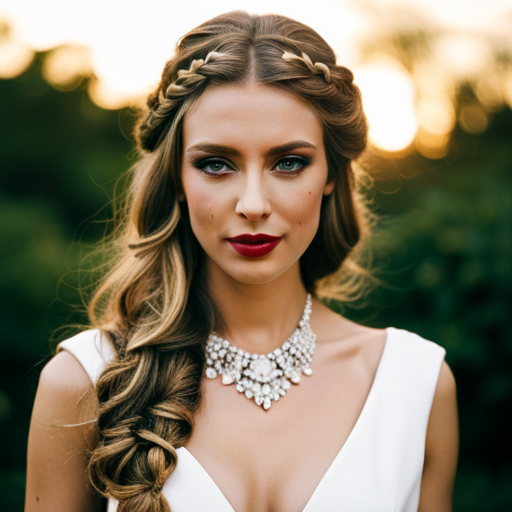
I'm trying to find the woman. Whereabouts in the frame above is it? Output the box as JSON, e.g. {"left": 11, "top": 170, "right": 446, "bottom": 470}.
{"left": 26, "top": 11, "right": 458, "bottom": 512}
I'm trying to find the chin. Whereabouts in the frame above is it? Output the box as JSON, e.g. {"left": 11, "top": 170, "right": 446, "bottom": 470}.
{"left": 209, "top": 258, "right": 297, "bottom": 286}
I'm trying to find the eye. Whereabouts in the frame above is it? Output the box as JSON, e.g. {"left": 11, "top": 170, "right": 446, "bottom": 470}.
{"left": 274, "top": 156, "right": 310, "bottom": 175}
{"left": 195, "top": 158, "right": 233, "bottom": 176}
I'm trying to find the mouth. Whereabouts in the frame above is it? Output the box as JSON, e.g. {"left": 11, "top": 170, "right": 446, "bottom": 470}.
{"left": 225, "top": 233, "right": 283, "bottom": 258}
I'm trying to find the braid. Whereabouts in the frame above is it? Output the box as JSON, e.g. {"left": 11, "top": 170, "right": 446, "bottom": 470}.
{"left": 137, "top": 51, "right": 224, "bottom": 153}
{"left": 88, "top": 347, "right": 204, "bottom": 510}
{"left": 282, "top": 51, "right": 332, "bottom": 82}
{"left": 87, "top": 10, "right": 372, "bottom": 511}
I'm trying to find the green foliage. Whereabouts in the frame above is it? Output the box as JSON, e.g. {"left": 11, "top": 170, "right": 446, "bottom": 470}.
{"left": 0, "top": 54, "right": 510, "bottom": 511}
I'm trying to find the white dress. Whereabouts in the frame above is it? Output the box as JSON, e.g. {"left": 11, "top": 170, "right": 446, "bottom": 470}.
{"left": 58, "top": 326, "right": 445, "bottom": 512}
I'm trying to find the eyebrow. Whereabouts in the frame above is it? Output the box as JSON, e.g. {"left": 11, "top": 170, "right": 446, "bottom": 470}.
{"left": 186, "top": 140, "right": 317, "bottom": 157}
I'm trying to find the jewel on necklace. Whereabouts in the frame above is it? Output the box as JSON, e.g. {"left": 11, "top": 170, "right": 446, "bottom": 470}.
{"left": 204, "top": 294, "right": 315, "bottom": 410}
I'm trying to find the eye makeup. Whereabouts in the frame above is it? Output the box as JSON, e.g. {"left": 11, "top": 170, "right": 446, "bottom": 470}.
{"left": 273, "top": 155, "right": 311, "bottom": 176}
{"left": 191, "top": 155, "right": 312, "bottom": 178}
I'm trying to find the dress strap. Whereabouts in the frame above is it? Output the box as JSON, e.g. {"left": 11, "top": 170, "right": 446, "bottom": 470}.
{"left": 57, "top": 329, "right": 116, "bottom": 387}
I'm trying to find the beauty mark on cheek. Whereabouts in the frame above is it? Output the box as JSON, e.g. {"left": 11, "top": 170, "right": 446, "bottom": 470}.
{"left": 211, "top": 214, "right": 214, "bottom": 219}
{"left": 309, "top": 191, "right": 311, "bottom": 195}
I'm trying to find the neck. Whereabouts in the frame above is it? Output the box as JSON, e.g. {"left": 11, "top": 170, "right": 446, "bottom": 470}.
{"left": 206, "top": 259, "right": 308, "bottom": 354}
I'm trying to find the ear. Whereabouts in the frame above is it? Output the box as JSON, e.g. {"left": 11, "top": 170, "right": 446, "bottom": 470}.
{"left": 323, "top": 180, "right": 335, "bottom": 196}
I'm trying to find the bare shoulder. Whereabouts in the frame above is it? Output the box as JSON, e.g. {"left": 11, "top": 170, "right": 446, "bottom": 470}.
{"left": 418, "top": 359, "right": 458, "bottom": 512}
{"left": 426, "top": 360, "right": 458, "bottom": 454}
{"left": 40, "top": 350, "right": 93, "bottom": 395}
{"left": 434, "top": 360, "right": 457, "bottom": 401}
{"left": 26, "top": 351, "right": 102, "bottom": 512}
{"left": 36, "top": 351, "right": 98, "bottom": 425}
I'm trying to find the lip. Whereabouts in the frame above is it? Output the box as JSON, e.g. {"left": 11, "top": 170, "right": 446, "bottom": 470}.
{"left": 225, "top": 233, "right": 283, "bottom": 258}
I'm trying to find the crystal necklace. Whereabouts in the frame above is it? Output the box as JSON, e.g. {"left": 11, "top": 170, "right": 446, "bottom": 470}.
{"left": 204, "top": 294, "right": 315, "bottom": 410}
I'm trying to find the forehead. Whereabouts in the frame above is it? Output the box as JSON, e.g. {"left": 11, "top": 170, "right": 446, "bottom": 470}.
{"left": 182, "top": 82, "right": 324, "bottom": 149}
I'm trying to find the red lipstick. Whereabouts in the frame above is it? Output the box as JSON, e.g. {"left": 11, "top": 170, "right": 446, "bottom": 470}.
{"left": 225, "top": 233, "right": 282, "bottom": 258}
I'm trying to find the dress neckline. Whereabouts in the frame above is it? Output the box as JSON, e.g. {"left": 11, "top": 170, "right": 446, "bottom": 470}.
{"left": 176, "top": 326, "right": 395, "bottom": 511}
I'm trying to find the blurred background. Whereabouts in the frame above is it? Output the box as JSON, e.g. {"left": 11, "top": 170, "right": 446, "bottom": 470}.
{"left": 0, "top": 0, "right": 511, "bottom": 510}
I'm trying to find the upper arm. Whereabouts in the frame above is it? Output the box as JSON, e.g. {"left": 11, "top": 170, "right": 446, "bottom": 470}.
{"left": 25, "top": 350, "right": 103, "bottom": 512}
{"left": 418, "top": 360, "right": 459, "bottom": 512}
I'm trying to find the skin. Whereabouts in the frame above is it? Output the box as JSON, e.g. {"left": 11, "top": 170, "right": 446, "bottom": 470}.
{"left": 25, "top": 82, "right": 458, "bottom": 512}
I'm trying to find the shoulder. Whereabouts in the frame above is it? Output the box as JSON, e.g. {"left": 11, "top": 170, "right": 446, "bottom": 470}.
{"left": 34, "top": 327, "right": 115, "bottom": 427}
{"left": 37, "top": 335, "right": 101, "bottom": 428}
{"left": 26, "top": 338, "right": 103, "bottom": 511}
{"left": 40, "top": 350, "right": 93, "bottom": 402}
{"left": 418, "top": 359, "right": 458, "bottom": 510}
{"left": 426, "top": 360, "right": 458, "bottom": 448}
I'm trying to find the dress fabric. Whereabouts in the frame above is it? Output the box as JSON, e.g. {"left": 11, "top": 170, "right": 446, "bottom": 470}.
{"left": 58, "top": 326, "right": 445, "bottom": 512}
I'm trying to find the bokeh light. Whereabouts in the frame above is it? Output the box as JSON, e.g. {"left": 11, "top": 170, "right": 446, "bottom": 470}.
{"left": 42, "top": 46, "right": 90, "bottom": 90}
{"left": 459, "top": 103, "right": 489, "bottom": 134}
{"left": 0, "top": 37, "right": 34, "bottom": 79}
{"left": 1, "top": 0, "right": 512, "bottom": 155}
{"left": 355, "top": 58, "right": 418, "bottom": 152}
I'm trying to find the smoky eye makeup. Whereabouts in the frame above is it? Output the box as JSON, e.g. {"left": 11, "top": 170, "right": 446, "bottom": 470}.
{"left": 189, "top": 153, "right": 313, "bottom": 178}
{"left": 273, "top": 155, "right": 312, "bottom": 175}
{"left": 192, "top": 157, "right": 235, "bottom": 176}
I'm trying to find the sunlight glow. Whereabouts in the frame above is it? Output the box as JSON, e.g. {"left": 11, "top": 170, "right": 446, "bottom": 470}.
{"left": 42, "top": 46, "right": 90, "bottom": 90}
{"left": 475, "top": 75, "right": 504, "bottom": 109}
{"left": 0, "top": 38, "right": 34, "bottom": 79}
{"left": 1, "top": 0, "right": 511, "bottom": 157}
{"left": 504, "top": 71, "right": 512, "bottom": 110}
{"left": 417, "top": 96, "right": 455, "bottom": 136}
{"left": 433, "top": 34, "right": 492, "bottom": 79}
{"left": 355, "top": 59, "right": 418, "bottom": 152}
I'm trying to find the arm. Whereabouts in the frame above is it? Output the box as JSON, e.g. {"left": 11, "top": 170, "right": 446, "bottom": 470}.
{"left": 418, "top": 360, "right": 459, "bottom": 512}
{"left": 25, "top": 351, "right": 103, "bottom": 512}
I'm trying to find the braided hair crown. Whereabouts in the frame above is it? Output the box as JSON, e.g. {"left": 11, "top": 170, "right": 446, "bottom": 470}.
{"left": 135, "top": 11, "right": 366, "bottom": 160}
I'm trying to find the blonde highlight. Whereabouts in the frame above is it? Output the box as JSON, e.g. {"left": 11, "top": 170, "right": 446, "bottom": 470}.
{"left": 85, "top": 11, "right": 377, "bottom": 510}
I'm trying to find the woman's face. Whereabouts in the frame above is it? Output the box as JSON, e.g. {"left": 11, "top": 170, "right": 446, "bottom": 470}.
{"left": 180, "top": 82, "right": 334, "bottom": 286}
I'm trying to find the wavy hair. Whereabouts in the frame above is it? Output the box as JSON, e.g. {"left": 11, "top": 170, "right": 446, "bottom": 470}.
{"left": 86, "top": 11, "right": 373, "bottom": 511}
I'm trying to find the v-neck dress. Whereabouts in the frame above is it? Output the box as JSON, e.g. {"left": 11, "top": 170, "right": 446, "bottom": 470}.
{"left": 58, "top": 326, "right": 445, "bottom": 512}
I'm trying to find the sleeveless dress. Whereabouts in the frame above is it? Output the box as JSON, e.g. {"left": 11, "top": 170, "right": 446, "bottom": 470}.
{"left": 58, "top": 326, "right": 445, "bottom": 512}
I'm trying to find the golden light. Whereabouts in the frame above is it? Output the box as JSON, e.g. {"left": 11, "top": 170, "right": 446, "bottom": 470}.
{"left": 42, "top": 46, "right": 90, "bottom": 90}
{"left": 1, "top": 0, "right": 511, "bottom": 157}
{"left": 354, "top": 58, "right": 418, "bottom": 153}
{"left": 0, "top": 0, "right": 370, "bottom": 109}
{"left": 416, "top": 128, "right": 451, "bottom": 160}
{"left": 87, "top": 77, "right": 141, "bottom": 111}
{"left": 415, "top": 95, "right": 455, "bottom": 158}
{"left": 432, "top": 34, "right": 491, "bottom": 79}
{"left": 504, "top": 71, "right": 512, "bottom": 109}
{"left": 0, "top": 38, "right": 34, "bottom": 79}
{"left": 412, "top": 61, "right": 455, "bottom": 99}
{"left": 475, "top": 75, "right": 503, "bottom": 110}
{"left": 417, "top": 95, "right": 455, "bottom": 135}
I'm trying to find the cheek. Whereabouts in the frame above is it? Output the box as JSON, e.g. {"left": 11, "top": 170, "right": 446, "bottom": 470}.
{"left": 274, "top": 185, "right": 323, "bottom": 233}
{"left": 181, "top": 176, "right": 218, "bottom": 234}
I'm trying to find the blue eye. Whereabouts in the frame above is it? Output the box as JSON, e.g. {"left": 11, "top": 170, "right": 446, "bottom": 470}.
{"left": 197, "top": 159, "right": 231, "bottom": 175}
{"left": 275, "top": 156, "right": 310, "bottom": 174}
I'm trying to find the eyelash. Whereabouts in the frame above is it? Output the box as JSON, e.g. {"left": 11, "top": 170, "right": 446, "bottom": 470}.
{"left": 194, "top": 155, "right": 311, "bottom": 178}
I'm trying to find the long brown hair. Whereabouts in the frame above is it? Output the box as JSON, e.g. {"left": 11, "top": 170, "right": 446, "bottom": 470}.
{"left": 86, "top": 11, "right": 372, "bottom": 511}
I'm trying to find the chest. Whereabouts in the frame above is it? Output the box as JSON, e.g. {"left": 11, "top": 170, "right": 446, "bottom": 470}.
{"left": 185, "top": 354, "right": 377, "bottom": 512}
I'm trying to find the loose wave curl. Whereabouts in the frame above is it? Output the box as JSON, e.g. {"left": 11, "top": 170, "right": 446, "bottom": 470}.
{"left": 87, "top": 11, "right": 374, "bottom": 511}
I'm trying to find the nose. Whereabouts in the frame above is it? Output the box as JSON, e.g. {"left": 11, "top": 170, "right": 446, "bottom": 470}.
{"left": 235, "top": 172, "right": 272, "bottom": 221}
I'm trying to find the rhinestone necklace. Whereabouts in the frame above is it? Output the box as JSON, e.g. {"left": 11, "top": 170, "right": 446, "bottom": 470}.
{"left": 204, "top": 294, "right": 316, "bottom": 411}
